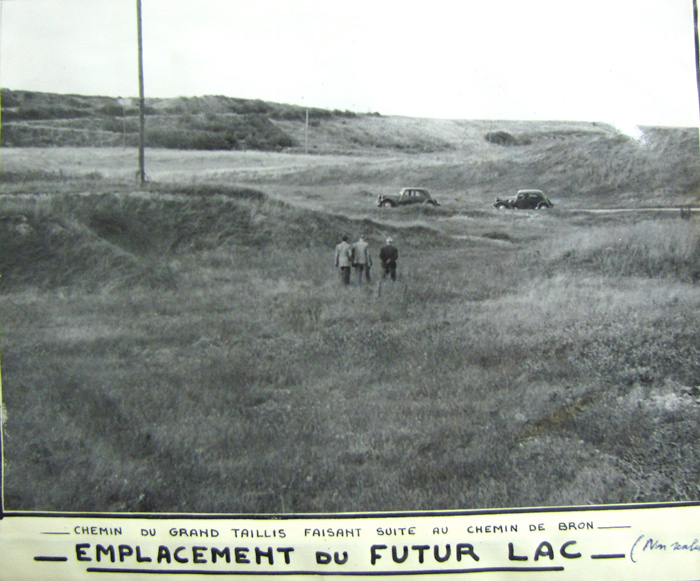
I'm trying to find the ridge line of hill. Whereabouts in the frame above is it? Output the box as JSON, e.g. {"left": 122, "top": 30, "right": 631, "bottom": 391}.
{"left": 0, "top": 88, "right": 670, "bottom": 154}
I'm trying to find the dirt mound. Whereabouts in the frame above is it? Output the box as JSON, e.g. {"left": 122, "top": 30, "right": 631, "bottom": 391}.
{"left": 0, "top": 211, "right": 158, "bottom": 291}
{"left": 1, "top": 185, "right": 443, "bottom": 291}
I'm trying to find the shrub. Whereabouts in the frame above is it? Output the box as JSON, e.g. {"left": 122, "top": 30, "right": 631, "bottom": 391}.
{"left": 147, "top": 129, "right": 234, "bottom": 150}
{"left": 486, "top": 131, "right": 518, "bottom": 146}
{"left": 99, "top": 103, "right": 125, "bottom": 117}
{"left": 1, "top": 90, "right": 21, "bottom": 108}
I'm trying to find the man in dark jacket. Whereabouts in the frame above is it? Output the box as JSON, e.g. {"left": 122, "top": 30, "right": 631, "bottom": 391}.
{"left": 379, "top": 237, "right": 398, "bottom": 281}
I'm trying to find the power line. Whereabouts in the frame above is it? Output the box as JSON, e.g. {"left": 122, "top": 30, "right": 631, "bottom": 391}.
{"left": 137, "top": 0, "right": 146, "bottom": 184}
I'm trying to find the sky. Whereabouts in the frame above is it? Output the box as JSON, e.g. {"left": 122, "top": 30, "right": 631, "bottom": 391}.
{"left": 1, "top": 0, "right": 699, "bottom": 127}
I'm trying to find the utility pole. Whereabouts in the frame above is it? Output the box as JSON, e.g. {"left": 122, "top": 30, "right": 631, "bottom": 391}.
{"left": 137, "top": 0, "right": 146, "bottom": 184}
{"left": 694, "top": 0, "right": 700, "bottom": 122}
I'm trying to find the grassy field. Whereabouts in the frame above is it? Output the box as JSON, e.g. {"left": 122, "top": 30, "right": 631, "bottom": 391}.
{"left": 1, "top": 128, "right": 700, "bottom": 513}
{"left": 4, "top": 88, "right": 700, "bottom": 209}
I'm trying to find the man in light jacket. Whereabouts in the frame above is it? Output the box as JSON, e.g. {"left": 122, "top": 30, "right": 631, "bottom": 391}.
{"left": 335, "top": 235, "right": 353, "bottom": 285}
{"left": 352, "top": 234, "right": 372, "bottom": 283}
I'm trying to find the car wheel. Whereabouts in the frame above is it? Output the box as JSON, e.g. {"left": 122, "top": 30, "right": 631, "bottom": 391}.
{"left": 381, "top": 200, "right": 395, "bottom": 208}
{"left": 495, "top": 204, "right": 508, "bottom": 210}
{"left": 536, "top": 203, "right": 550, "bottom": 209}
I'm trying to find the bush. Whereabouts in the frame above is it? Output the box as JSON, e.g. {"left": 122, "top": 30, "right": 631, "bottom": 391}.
{"left": 147, "top": 129, "right": 235, "bottom": 150}
{"left": 2, "top": 106, "right": 88, "bottom": 121}
{"left": 1, "top": 89, "right": 21, "bottom": 108}
{"left": 485, "top": 131, "right": 517, "bottom": 146}
{"left": 142, "top": 114, "right": 294, "bottom": 151}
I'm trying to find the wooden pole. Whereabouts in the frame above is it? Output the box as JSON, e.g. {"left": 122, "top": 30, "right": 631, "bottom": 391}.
{"left": 693, "top": 0, "right": 700, "bottom": 123}
{"left": 137, "top": 0, "right": 146, "bottom": 184}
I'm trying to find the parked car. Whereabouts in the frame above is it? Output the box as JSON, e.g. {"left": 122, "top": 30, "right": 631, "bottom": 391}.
{"left": 378, "top": 187, "right": 440, "bottom": 208}
{"left": 494, "top": 189, "right": 553, "bottom": 210}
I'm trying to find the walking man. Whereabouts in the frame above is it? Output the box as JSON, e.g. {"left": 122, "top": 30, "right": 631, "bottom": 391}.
{"left": 379, "top": 237, "right": 398, "bottom": 281}
{"left": 352, "top": 234, "right": 372, "bottom": 283}
{"left": 335, "top": 235, "right": 353, "bottom": 285}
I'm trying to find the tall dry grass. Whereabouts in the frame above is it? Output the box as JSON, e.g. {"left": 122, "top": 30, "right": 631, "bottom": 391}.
{"left": 545, "top": 220, "right": 700, "bottom": 281}
{"left": 2, "top": 183, "right": 698, "bottom": 512}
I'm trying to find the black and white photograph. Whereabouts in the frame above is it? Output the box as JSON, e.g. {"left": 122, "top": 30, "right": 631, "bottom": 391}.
{"left": 1, "top": 0, "right": 699, "bottom": 516}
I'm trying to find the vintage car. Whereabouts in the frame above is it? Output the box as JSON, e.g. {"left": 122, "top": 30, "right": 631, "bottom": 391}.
{"left": 377, "top": 187, "right": 440, "bottom": 208}
{"left": 494, "top": 189, "right": 553, "bottom": 210}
